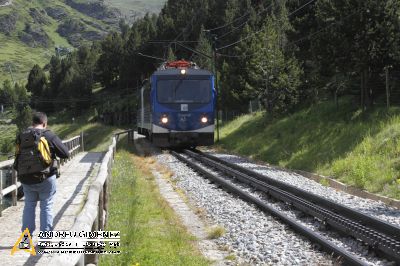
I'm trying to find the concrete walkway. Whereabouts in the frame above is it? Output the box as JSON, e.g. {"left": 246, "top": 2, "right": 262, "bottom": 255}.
{"left": 0, "top": 152, "right": 103, "bottom": 266}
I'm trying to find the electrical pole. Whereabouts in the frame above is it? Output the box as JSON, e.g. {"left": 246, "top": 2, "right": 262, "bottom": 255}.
{"left": 385, "top": 66, "right": 390, "bottom": 109}
{"left": 5, "top": 63, "right": 15, "bottom": 84}
{"left": 209, "top": 33, "right": 220, "bottom": 142}
{"left": 259, "top": 66, "right": 269, "bottom": 113}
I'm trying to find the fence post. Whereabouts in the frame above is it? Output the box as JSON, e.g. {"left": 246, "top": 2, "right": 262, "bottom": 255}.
{"left": 0, "top": 171, "right": 3, "bottom": 217}
{"left": 11, "top": 169, "right": 17, "bottom": 206}
{"left": 386, "top": 67, "right": 390, "bottom": 109}
{"left": 98, "top": 189, "right": 104, "bottom": 231}
{"left": 80, "top": 132, "right": 84, "bottom": 152}
{"left": 103, "top": 179, "right": 109, "bottom": 227}
{"left": 85, "top": 214, "right": 99, "bottom": 264}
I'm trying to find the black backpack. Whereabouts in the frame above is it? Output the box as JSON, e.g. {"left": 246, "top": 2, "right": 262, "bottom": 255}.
{"left": 14, "top": 129, "right": 53, "bottom": 183}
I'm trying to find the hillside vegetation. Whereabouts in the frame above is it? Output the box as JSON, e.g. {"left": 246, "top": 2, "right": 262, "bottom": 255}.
{"left": 0, "top": 0, "right": 165, "bottom": 84}
{"left": 0, "top": 0, "right": 112, "bottom": 83}
{"left": 218, "top": 99, "right": 400, "bottom": 199}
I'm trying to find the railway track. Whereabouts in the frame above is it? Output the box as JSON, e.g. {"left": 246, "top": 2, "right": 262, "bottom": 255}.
{"left": 171, "top": 149, "right": 400, "bottom": 266}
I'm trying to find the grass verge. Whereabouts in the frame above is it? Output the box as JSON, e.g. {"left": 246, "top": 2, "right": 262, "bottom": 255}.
{"left": 99, "top": 144, "right": 209, "bottom": 266}
{"left": 218, "top": 98, "right": 400, "bottom": 199}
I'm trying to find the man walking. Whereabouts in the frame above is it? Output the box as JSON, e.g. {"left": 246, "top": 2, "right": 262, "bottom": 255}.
{"left": 14, "top": 112, "right": 69, "bottom": 235}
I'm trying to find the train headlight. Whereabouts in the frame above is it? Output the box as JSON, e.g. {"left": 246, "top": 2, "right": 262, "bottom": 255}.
{"left": 180, "top": 69, "right": 187, "bottom": 75}
{"left": 161, "top": 116, "right": 168, "bottom": 124}
{"left": 201, "top": 116, "right": 208, "bottom": 123}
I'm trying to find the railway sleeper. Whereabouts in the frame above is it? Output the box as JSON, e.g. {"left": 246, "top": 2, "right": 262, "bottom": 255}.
{"left": 192, "top": 149, "right": 400, "bottom": 243}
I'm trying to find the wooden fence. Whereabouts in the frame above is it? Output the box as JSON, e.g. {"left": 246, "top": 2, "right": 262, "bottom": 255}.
{"left": 49, "top": 129, "right": 134, "bottom": 266}
{"left": 0, "top": 133, "right": 84, "bottom": 217}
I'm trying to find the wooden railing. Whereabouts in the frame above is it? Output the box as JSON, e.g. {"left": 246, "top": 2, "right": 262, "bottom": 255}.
{"left": 50, "top": 129, "right": 134, "bottom": 266}
{"left": 61, "top": 133, "right": 84, "bottom": 164}
{"left": 0, "top": 133, "right": 84, "bottom": 217}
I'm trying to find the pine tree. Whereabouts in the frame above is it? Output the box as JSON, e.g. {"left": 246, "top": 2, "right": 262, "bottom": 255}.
{"left": 248, "top": 15, "right": 302, "bottom": 114}
{"left": 97, "top": 32, "right": 124, "bottom": 89}
{"left": 312, "top": 0, "right": 400, "bottom": 107}
{"left": 14, "top": 83, "right": 29, "bottom": 104}
{"left": 0, "top": 80, "right": 17, "bottom": 108}
{"left": 15, "top": 104, "right": 32, "bottom": 133}
{"left": 26, "top": 64, "right": 47, "bottom": 98}
{"left": 193, "top": 26, "right": 212, "bottom": 70}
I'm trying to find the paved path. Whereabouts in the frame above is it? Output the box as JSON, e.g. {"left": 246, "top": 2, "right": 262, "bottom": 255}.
{"left": 0, "top": 152, "right": 103, "bottom": 266}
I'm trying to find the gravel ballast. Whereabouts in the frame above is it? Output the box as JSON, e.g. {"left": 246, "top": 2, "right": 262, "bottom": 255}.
{"left": 155, "top": 149, "right": 400, "bottom": 265}
{"left": 208, "top": 152, "right": 400, "bottom": 227}
{"left": 156, "top": 152, "right": 333, "bottom": 265}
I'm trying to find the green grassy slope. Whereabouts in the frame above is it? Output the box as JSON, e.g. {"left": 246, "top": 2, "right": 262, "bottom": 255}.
{"left": 0, "top": 0, "right": 165, "bottom": 84}
{"left": 218, "top": 99, "right": 400, "bottom": 199}
{"left": 0, "top": 0, "right": 107, "bottom": 83}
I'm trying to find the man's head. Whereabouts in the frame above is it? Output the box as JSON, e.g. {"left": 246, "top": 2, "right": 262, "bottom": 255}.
{"left": 32, "top": 112, "right": 48, "bottom": 129}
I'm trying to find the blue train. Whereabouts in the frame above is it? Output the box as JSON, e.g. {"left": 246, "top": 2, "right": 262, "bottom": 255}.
{"left": 138, "top": 60, "right": 216, "bottom": 148}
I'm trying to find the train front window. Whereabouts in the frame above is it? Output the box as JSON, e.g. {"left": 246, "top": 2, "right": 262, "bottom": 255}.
{"left": 157, "top": 80, "right": 211, "bottom": 103}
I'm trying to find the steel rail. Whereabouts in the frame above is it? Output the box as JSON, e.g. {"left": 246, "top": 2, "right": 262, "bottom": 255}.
{"left": 192, "top": 149, "right": 400, "bottom": 239}
{"left": 183, "top": 149, "right": 400, "bottom": 264}
{"left": 171, "top": 150, "right": 366, "bottom": 265}
{"left": 199, "top": 150, "right": 400, "bottom": 238}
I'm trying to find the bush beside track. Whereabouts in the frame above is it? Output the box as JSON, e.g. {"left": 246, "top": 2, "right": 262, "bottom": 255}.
{"left": 218, "top": 98, "right": 400, "bottom": 200}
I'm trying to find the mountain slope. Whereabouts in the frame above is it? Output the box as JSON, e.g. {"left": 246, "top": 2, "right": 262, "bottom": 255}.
{"left": 0, "top": 0, "right": 165, "bottom": 84}
{"left": 104, "top": 0, "right": 165, "bottom": 22}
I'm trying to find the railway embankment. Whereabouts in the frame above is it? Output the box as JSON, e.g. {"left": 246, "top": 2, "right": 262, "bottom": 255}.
{"left": 217, "top": 99, "right": 400, "bottom": 200}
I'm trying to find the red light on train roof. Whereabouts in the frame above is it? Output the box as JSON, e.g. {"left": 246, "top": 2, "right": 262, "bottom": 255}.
{"left": 165, "top": 60, "right": 192, "bottom": 69}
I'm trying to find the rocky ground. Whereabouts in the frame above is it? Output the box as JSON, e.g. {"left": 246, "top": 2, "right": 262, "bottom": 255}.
{"left": 0, "top": 0, "right": 12, "bottom": 7}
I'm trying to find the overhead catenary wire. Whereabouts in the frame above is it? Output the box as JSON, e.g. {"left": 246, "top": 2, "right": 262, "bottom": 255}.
{"left": 288, "top": 0, "right": 317, "bottom": 17}
{"left": 217, "top": 3, "right": 360, "bottom": 59}
{"left": 289, "top": 7, "right": 359, "bottom": 45}
{"left": 0, "top": 87, "right": 142, "bottom": 107}
{"left": 137, "top": 52, "right": 165, "bottom": 61}
{"left": 167, "top": 8, "right": 201, "bottom": 56}
{"left": 148, "top": 40, "right": 199, "bottom": 44}
{"left": 205, "top": 11, "right": 251, "bottom": 32}
{"left": 216, "top": 28, "right": 266, "bottom": 51}
{"left": 205, "top": 2, "right": 275, "bottom": 33}
{"left": 218, "top": 1, "right": 368, "bottom": 58}
{"left": 216, "top": 0, "right": 319, "bottom": 51}
{"left": 216, "top": 3, "right": 274, "bottom": 40}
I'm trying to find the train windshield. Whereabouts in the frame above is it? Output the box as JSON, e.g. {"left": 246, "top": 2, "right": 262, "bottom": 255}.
{"left": 157, "top": 79, "right": 211, "bottom": 104}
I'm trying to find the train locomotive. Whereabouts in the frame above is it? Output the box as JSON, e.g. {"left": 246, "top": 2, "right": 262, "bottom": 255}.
{"left": 138, "top": 60, "right": 216, "bottom": 148}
